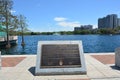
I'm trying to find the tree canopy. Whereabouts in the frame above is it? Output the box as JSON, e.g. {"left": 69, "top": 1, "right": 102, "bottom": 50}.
{"left": 0, "top": 0, "right": 29, "bottom": 48}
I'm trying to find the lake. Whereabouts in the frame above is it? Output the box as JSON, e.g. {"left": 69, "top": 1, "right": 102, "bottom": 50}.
{"left": 1, "top": 35, "right": 120, "bottom": 55}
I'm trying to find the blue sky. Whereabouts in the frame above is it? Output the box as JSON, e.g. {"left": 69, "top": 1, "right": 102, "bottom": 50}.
{"left": 13, "top": 0, "right": 120, "bottom": 32}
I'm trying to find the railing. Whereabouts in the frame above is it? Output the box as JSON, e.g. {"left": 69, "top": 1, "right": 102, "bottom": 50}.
{"left": 0, "top": 36, "right": 18, "bottom": 42}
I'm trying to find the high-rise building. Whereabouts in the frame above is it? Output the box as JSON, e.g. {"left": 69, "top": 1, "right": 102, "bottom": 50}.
{"left": 117, "top": 18, "right": 120, "bottom": 27}
{"left": 98, "top": 14, "right": 119, "bottom": 29}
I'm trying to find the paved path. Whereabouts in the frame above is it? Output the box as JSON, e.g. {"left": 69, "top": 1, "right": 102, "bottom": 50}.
{"left": 0, "top": 53, "right": 120, "bottom": 80}
{"left": 85, "top": 53, "right": 120, "bottom": 80}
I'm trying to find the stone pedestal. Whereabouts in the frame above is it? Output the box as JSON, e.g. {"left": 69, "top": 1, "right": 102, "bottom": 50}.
{"left": 35, "top": 41, "right": 86, "bottom": 75}
{"left": 115, "top": 47, "right": 120, "bottom": 67}
{"left": 0, "top": 51, "right": 1, "bottom": 70}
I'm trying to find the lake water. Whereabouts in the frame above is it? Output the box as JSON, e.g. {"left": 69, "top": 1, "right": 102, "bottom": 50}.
{"left": 1, "top": 35, "right": 120, "bottom": 55}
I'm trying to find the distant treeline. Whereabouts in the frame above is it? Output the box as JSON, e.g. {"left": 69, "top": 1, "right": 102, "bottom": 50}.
{"left": 12, "top": 26, "right": 120, "bottom": 35}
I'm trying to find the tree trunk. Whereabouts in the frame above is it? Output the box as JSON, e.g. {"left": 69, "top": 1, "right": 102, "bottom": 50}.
{"left": 5, "top": 2, "right": 11, "bottom": 48}
{"left": 6, "top": 20, "right": 11, "bottom": 48}
{"left": 21, "top": 28, "right": 25, "bottom": 46}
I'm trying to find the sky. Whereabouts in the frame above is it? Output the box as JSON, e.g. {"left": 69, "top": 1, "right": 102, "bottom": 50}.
{"left": 13, "top": 0, "right": 120, "bottom": 32}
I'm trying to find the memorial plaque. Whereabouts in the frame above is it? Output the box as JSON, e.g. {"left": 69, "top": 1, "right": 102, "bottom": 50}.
{"left": 41, "top": 44, "right": 81, "bottom": 68}
{"left": 35, "top": 41, "right": 86, "bottom": 75}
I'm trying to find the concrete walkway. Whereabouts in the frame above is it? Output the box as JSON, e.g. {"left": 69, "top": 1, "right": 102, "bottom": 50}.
{"left": 0, "top": 53, "right": 120, "bottom": 80}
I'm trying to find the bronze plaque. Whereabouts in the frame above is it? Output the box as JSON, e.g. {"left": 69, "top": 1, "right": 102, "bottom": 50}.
{"left": 41, "top": 44, "right": 81, "bottom": 68}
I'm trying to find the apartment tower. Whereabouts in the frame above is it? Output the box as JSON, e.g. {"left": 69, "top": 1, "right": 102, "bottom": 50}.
{"left": 98, "top": 14, "right": 119, "bottom": 29}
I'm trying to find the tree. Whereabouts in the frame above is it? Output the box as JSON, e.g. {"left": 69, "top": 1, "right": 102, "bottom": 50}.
{"left": 99, "top": 28, "right": 114, "bottom": 34}
{"left": 17, "top": 15, "right": 28, "bottom": 46}
{"left": 9, "top": 15, "right": 19, "bottom": 35}
{"left": 0, "top": 0, "right": 13, "bottom": 48}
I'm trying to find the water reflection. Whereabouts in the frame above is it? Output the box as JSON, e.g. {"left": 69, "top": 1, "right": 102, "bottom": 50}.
{"left": 0, "top": 44, "right": 27, "bottom": 55}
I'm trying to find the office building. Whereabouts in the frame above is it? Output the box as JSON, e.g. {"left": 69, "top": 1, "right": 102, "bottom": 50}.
{"left": 98, "top": 14, "right": 119, "bottom": 29}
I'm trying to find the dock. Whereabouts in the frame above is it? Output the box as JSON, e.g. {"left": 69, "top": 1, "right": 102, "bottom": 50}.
{"left": 0, "top": 36, "right": 18, "bottom": 46}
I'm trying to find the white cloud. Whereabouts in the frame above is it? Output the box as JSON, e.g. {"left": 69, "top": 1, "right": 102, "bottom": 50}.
{"left": 10, "top": 10, "right": 16, "bottom": 13}
{"left": 57, "top": 21, "right": 80, "bottom": 27}
{"left": 54, "top": 17, "right": 67, "bottom": 22}
{"left": 54, "top": 17, "right": 81, "bottom": 27}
